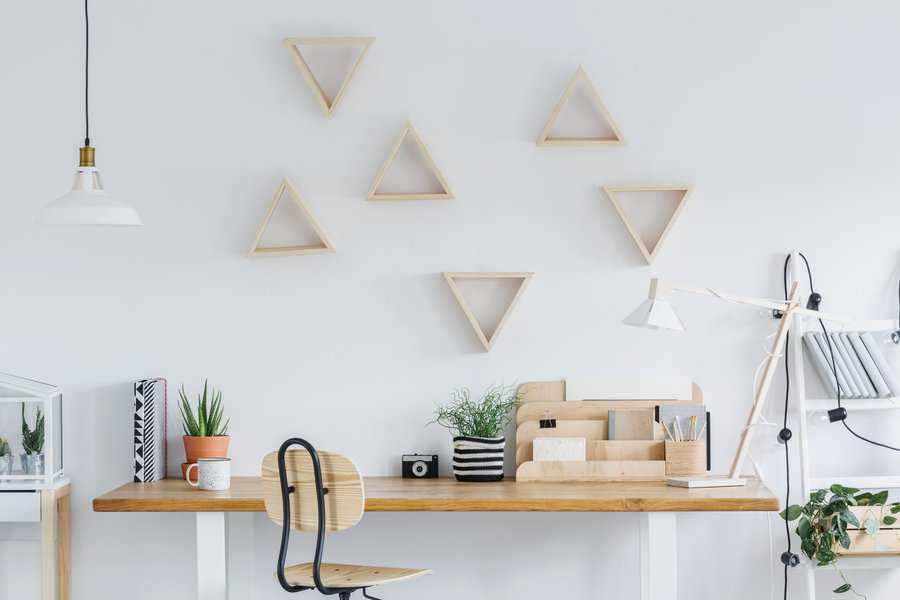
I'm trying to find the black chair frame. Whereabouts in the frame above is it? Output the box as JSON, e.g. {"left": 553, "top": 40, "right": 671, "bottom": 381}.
{"left": 275, "top": 438, "right": 381, "bottom": 600}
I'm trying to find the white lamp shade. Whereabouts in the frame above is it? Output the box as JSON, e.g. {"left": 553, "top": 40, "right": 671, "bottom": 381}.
{"left": 623, "top": 297, "right": 685, "bottom": 331}
{"left": 39, "top": 167, "right": 141, "bottom": 226}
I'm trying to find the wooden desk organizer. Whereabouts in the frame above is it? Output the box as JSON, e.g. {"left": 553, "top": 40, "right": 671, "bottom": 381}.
{"left": 515, "top": 379, "right": 703, "bottom": 483}
{"left": 664, "top": 440, "right": 706, "bottom": 476}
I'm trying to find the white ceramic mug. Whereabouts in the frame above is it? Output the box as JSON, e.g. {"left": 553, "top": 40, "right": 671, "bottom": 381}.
{"left": 186, "top": 458, "right": 231, "bottom": 491}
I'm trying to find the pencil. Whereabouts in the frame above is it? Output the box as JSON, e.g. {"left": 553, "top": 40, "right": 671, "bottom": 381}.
{"left": 696, "top": 422, "right": 707, "bottom": 442}
{"left": 674, "top": 416, "right": 684, "bottom": 442}
{"left": 661, "top": 420, "right": 675, "bottom": 441}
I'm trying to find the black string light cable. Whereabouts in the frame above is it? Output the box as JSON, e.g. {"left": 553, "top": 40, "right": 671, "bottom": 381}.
{"left": 84, "top": 0, "right": 90, "bottom": 147}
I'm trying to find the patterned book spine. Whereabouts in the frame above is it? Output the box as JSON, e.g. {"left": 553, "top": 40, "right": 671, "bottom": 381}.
{"left": 134, "top": 378, "right": 167, "bottom": 482}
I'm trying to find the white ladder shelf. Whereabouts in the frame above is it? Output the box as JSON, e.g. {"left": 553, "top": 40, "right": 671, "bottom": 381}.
{"left": 789, "top": 253, "right": 900, "bottom": 599}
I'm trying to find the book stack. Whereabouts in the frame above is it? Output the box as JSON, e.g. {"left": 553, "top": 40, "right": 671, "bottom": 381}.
{"left": 803, "top": 331, "right": 899, "bottom": 399}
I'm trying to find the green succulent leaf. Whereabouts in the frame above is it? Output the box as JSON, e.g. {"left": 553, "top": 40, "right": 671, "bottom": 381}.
{"left": 179, "top": 381, "right": 228, "bottom": 437}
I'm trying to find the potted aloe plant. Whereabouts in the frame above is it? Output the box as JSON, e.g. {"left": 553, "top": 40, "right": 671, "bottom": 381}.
{"left": 0, "top": 437, "right": 12, "bottom": 476}
{"left": 21, "top": 405, "right": 45, "bottom": 476}
{"left": 179, "top": 380, "right": 229, "bottom": 481}
{"left": 431, "top": 384, "right": 520, "bottom": 482}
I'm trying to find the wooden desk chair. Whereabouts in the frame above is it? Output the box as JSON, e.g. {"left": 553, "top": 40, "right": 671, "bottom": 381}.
{"left": 262, "top": 438, "right": 431, "bottom": 599}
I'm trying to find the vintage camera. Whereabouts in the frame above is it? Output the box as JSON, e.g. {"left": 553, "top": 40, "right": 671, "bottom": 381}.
{"left": 402, "top": 454, "right": 438, "bottom": 478}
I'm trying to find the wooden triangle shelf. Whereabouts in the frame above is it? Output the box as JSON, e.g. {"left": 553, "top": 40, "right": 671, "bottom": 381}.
{"left": 284, "top": 36, "right": 374, "bottom": 117}
{"left": 248, "top": 178, "right": 336, "bottom": 257}
{"left": 537, "top": 66, "right": 624, "bottom": 146}
{"left": 368, "top": 122, "right": 454, "bottom": 201}
{"left": 602, "top": 185, "right": 692, "bottom": 264}
{"left": 443, "top": 272, "right": 533, "bottom": 351}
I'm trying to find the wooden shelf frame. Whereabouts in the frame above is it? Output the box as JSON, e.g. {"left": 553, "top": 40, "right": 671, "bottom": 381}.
{"left": 537, "top": 66, "right": 625, "bottom": 146}
{"left": 602, "top": 185, "right": 693, "bottom": 264}
{"left": 283, "top": 36, "right": 375, "bottom": 117}
{"left": 368, "top": 122, "right": 454, "bottom": 201}
{"left": 248, "top": 178, "right": 336, "bottom": 257}
{"left": 443, "top": 272, "right": 533, "bottom": 351}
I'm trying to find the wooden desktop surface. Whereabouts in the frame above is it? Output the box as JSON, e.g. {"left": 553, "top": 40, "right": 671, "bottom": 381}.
{"left": 93, "top": 476, "right": 778, "bottom": 513}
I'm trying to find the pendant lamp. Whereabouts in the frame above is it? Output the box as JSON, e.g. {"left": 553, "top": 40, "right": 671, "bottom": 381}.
{"left": 39, "top": 0, "right": 141, "bottom": 226}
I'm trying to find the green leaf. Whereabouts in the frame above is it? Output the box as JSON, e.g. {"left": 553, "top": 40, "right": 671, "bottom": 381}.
{"left": 839, "top": 529, "right": 851, "bottom": 549}
{"left": 884, "top": 515, "right": 897, "bottom": 526}
{"left": 892, "top": 505, "right": 900, "bottom": 514}
{"left": 781, "top": 505, "right": 803, "bottom": 521}
{"left": 842, "top": 509, "right": 860, "bottom": 528}
{"left": 871, "top": 491, "right": 889, "bottom": 505}
{"left": 833, "top": 584, "right": 851, "bottom": 594}
{"left": 855, "top": 492, "right": 873, "bottom": 506}
{"left": 798, "top": 517, "right": 812, "bottom": 538}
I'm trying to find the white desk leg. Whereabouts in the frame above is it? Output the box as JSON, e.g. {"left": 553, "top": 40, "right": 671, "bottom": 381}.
{"left": 226, "top": 513, "right": 255, "bottom": 600}
{"left": 639, "top": 512, "right": 677, "bottom": 600}
{"left": 196, "top": 512, "right": 228, "bottom": 600}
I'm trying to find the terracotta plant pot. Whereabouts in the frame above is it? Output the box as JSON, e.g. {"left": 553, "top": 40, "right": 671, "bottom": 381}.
{"left": 182, "top": 435, "right": 230, "bottom": 481}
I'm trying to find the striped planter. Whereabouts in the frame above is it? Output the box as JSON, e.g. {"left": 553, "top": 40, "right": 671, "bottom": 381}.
{"left": 452, "top": 436, "right": 505, "bottom": 482}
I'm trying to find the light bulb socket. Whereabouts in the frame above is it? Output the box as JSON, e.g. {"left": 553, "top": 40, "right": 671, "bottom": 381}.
{"left": 828, "top": 407, "right": 847, "bottom": 423}
{"left": 781, "top": 551, "right": 800, "bottom": 567}
{"left": 79, "top": 145, "right": 95, "bottom": 167}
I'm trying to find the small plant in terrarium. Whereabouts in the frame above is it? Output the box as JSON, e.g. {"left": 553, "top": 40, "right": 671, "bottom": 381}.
{"left": 21, "top": 405, "right": 45, "bottom": 476}
{"left": 0, "top": 437, "right": 11, "bottom": 476}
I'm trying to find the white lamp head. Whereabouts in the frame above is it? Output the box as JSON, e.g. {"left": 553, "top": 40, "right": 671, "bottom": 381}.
{"left": 42, "top": 1, "right": 141, "bottom": 227}
{"left": 622, "top": 278, "right": 685, "bottom": 331}
{"left": 39, "top": 160, "right": 141, "bottom": 226}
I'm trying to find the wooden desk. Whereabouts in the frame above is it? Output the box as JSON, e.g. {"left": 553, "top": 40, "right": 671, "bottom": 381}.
{"left": 94, "top": 477, "right": 778, "bottom": 600}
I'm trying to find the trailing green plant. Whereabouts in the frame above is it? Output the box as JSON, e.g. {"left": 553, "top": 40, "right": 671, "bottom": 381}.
{"left": 21, "top": 405, "right": 45, "bottom": 455}
{"left": 0, "top": 437, "right": 10, "bottom": 457}
{"left": 178, "top": 380, "right": 229, "bottom": 437}
{"left": 782, "top": 484, "right": 900, "bottom": 598}
{"left": 431, "top": 384, "right": 521, "bottom": 438}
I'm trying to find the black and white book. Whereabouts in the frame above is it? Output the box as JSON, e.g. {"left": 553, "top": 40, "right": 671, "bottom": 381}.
{"left": 134, "top": 378, "right": 167, "bottom": 483}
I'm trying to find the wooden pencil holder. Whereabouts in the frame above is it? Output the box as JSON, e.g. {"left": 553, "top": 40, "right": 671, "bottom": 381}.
{"left": 664, "top": 440, "right": 706, "bottom": 476}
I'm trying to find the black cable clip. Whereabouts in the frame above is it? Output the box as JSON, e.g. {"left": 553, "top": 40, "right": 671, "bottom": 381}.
{"left": 777, "top": 428, "right": 792, "bottom": 444}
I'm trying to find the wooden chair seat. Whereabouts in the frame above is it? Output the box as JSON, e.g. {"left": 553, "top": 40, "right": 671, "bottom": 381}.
{"left": 282, "top": 562, "right": 431, "bottom": 588}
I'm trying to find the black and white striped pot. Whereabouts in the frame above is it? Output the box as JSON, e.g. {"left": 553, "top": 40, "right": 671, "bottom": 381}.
{"left": 452, "top": 436, "right": 505, "bottom": 482}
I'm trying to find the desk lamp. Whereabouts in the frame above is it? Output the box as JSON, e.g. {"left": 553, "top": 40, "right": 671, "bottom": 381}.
{"left": 625, "top": 277, "right": 848, "bottom": 488}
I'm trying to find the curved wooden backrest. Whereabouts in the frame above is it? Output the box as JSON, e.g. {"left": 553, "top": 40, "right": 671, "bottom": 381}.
{"left": 261, "top": 448, "right": 365, "bottom": 533}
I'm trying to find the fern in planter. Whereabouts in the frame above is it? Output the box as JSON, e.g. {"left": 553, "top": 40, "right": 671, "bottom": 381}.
{"left": 431, "top": 384, "right": 521, "bottom": 438}
{"left": 782, "top": 484, "right": 900, "bottom": 597}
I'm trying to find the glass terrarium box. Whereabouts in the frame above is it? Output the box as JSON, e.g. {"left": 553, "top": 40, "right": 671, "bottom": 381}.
{"left": 0, "top": 372, "right": 63, "bottom": 489}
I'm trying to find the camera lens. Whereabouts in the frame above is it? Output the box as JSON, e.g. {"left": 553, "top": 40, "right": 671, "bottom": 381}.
{"left": 411, "top": 461, "right": 427, "bottom": 477}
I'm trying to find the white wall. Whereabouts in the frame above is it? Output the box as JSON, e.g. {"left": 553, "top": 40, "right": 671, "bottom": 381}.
{"left": 3, "top": 1, "right": 900, "bottom": 598}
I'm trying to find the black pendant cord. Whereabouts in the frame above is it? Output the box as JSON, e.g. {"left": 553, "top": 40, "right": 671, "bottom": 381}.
{"left": 84, "top": 0, "right": 90, "bottom": 147}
